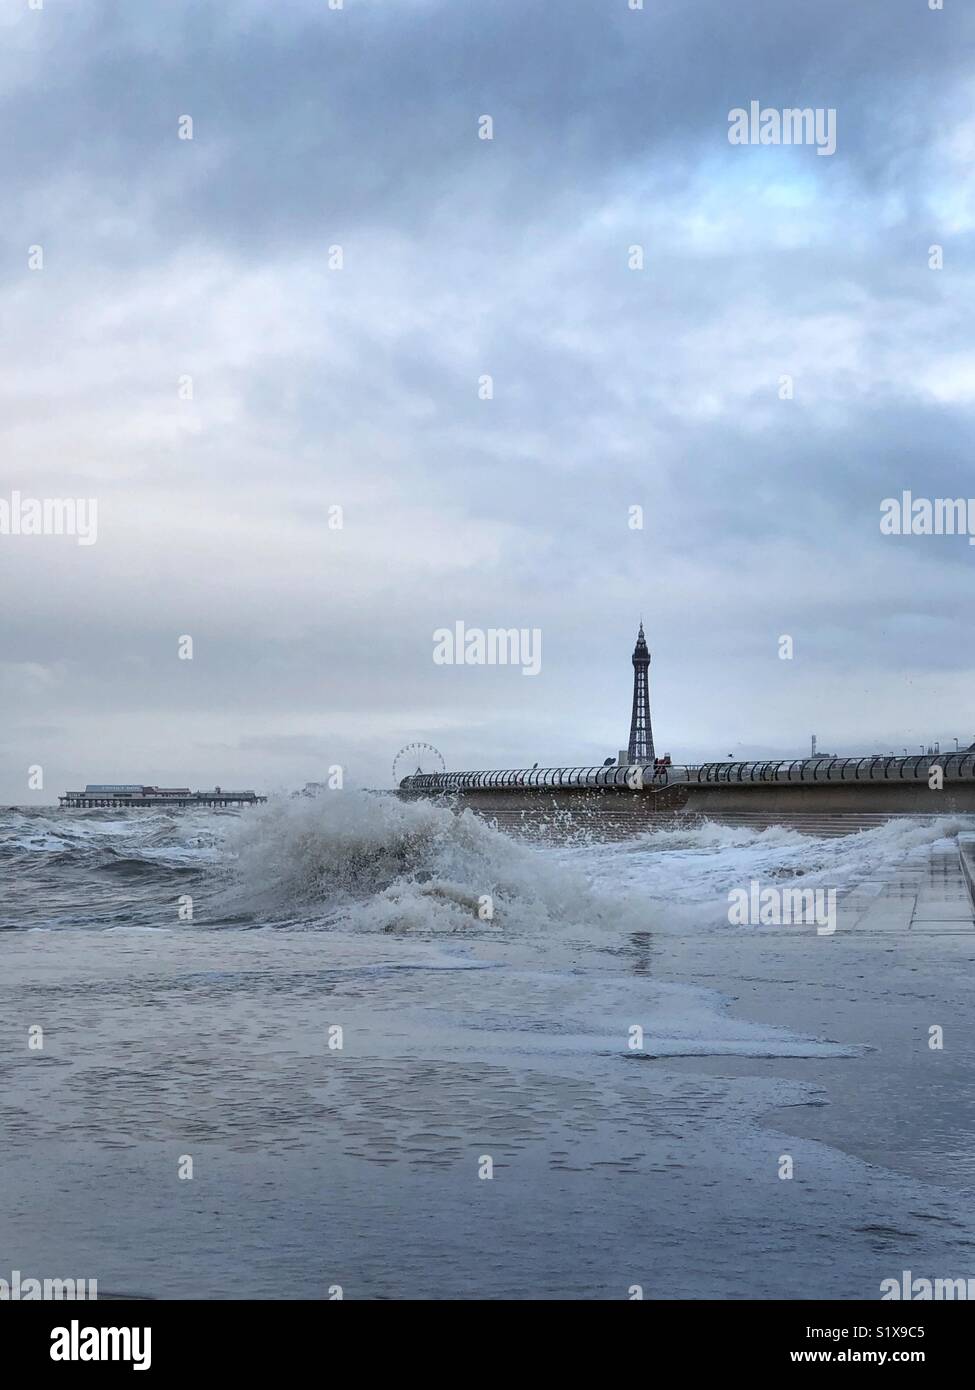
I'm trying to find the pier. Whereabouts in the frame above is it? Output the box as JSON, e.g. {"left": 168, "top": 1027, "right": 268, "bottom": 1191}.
{"left": 59, "top": 784, "right": 266, "bottom": 809}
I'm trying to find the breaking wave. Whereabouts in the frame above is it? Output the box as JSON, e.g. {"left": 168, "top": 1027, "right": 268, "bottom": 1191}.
{"left": 216, "top": 791, "right": 648, "bottom": 935}
{"left": 2, "top": 798, "right": 970, "bottom": 936}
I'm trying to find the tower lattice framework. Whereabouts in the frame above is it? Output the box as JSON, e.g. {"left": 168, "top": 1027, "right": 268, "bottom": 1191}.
{"left": 627, "top": 622, "right": 655, "bottom": 763}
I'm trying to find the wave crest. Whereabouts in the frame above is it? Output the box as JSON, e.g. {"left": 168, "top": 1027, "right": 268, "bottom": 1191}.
{"left": 218, "top": 791, "right": 637, "bottom": 934}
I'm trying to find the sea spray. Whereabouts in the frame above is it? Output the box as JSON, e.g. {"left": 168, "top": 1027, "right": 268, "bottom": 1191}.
{"left": 216, "top": 791, "right": 647, "bottom": 935}
{"left": 1, "top": 803, "right": 971, "bottom": 936}
{"left": 565, "top": 814, "right": 971, "bottom": 931}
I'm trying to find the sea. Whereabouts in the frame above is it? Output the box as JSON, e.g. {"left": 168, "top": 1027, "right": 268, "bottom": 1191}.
{"left": 2, "top": 793, "right": 975, "bottom": 1299}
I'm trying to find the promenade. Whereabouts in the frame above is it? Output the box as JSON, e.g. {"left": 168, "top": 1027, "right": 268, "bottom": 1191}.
{"left": 400, "top": 754, "right": 975, "bottom": 817}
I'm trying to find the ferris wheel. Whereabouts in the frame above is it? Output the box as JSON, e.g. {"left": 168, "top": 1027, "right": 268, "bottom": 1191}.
{"left": 392, "top": 742, "right": 445, "bottom": 785}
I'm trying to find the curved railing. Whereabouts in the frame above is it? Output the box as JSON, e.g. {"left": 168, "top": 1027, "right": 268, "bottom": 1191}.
{"left": 690, "top": 754, "right": 975, "bottom": 784}
{"left": 399, "top": 753, "right": 975, "bottom": 794}
{"left": 400, "top": 764, "right": 667, "bottom": 793}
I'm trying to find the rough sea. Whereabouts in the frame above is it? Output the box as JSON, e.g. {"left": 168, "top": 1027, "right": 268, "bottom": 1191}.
{"left": 3, "top": 795, "right": 974, "bottom": 1299}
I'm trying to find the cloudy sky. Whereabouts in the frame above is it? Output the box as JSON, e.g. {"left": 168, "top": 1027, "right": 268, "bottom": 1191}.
{"left": 2, "top": 0, "right": 973, "bottom": 802}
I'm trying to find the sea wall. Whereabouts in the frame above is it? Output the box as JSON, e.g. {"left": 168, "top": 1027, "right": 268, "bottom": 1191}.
{"left": 401, "top": 778, "right": 975, "bottom": 818}
{"left": 959, "top": 835, "right": 975, "bottom": 906}
{"left": 680, "top": 779, "right": 975, "bottom": 815}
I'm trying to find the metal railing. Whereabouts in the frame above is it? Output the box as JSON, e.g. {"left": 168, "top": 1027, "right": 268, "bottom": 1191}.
{"left": 400, "top": 765, "right": 666, "bottom": 793}
{"left": 690, "top": 754, "right": 975, "bottom": 784}
{"left": 399, "top": 753, "right": 975, "bottom": 794}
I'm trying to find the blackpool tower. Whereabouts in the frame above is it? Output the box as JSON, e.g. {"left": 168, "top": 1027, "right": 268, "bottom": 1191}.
{"left": 627, "top": 622, "right": 655, "bottom": 763}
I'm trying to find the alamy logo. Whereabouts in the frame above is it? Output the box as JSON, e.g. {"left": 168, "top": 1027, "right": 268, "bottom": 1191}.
{"left": 0, "top": 1270, "right": 97, "bottom": 1300}
{"left": 728, "top": 102, "right": 836, "bottom": 156}
{"left": 433, "top": 621, "right": 541, "bottom": 676}
{"left": 50, "top": 1320, "right": 151, "bottom": 1372}
{"left": 880, "top": 491, "right": 975, "bottom": 546}
{"left": 728, "top": 880, "right": 836, "bottom": 935}
{"left": 881, "top": 1270, "right": 975, "bottom": 1300}
{"left": 0, "top": 491, "right": 98, "bottom": 545}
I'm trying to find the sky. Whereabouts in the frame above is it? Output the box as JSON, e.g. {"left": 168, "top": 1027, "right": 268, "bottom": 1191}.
{"left": 2, "top": 0, "right": 974, "bottom": 802}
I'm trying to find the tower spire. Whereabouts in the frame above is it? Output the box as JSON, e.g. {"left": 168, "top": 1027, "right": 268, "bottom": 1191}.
{"left": 627, "top": 622, "right": 655, "bottom": 763}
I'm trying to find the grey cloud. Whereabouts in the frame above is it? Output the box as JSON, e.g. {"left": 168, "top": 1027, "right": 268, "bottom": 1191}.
{"left": 2, "top": 0, "right": 974, "bottom": 799}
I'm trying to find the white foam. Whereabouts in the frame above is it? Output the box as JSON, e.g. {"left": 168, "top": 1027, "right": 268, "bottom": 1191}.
{"left": 218, "top": 791, "right": 649, "bottom": 935}
{"left": 570, "top": 814, "right": 973, "bottom": 930}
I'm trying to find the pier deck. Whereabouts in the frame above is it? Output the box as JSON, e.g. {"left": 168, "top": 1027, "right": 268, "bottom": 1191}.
{"left": 58, "top": 793, "right": 266, "bottom": 809}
